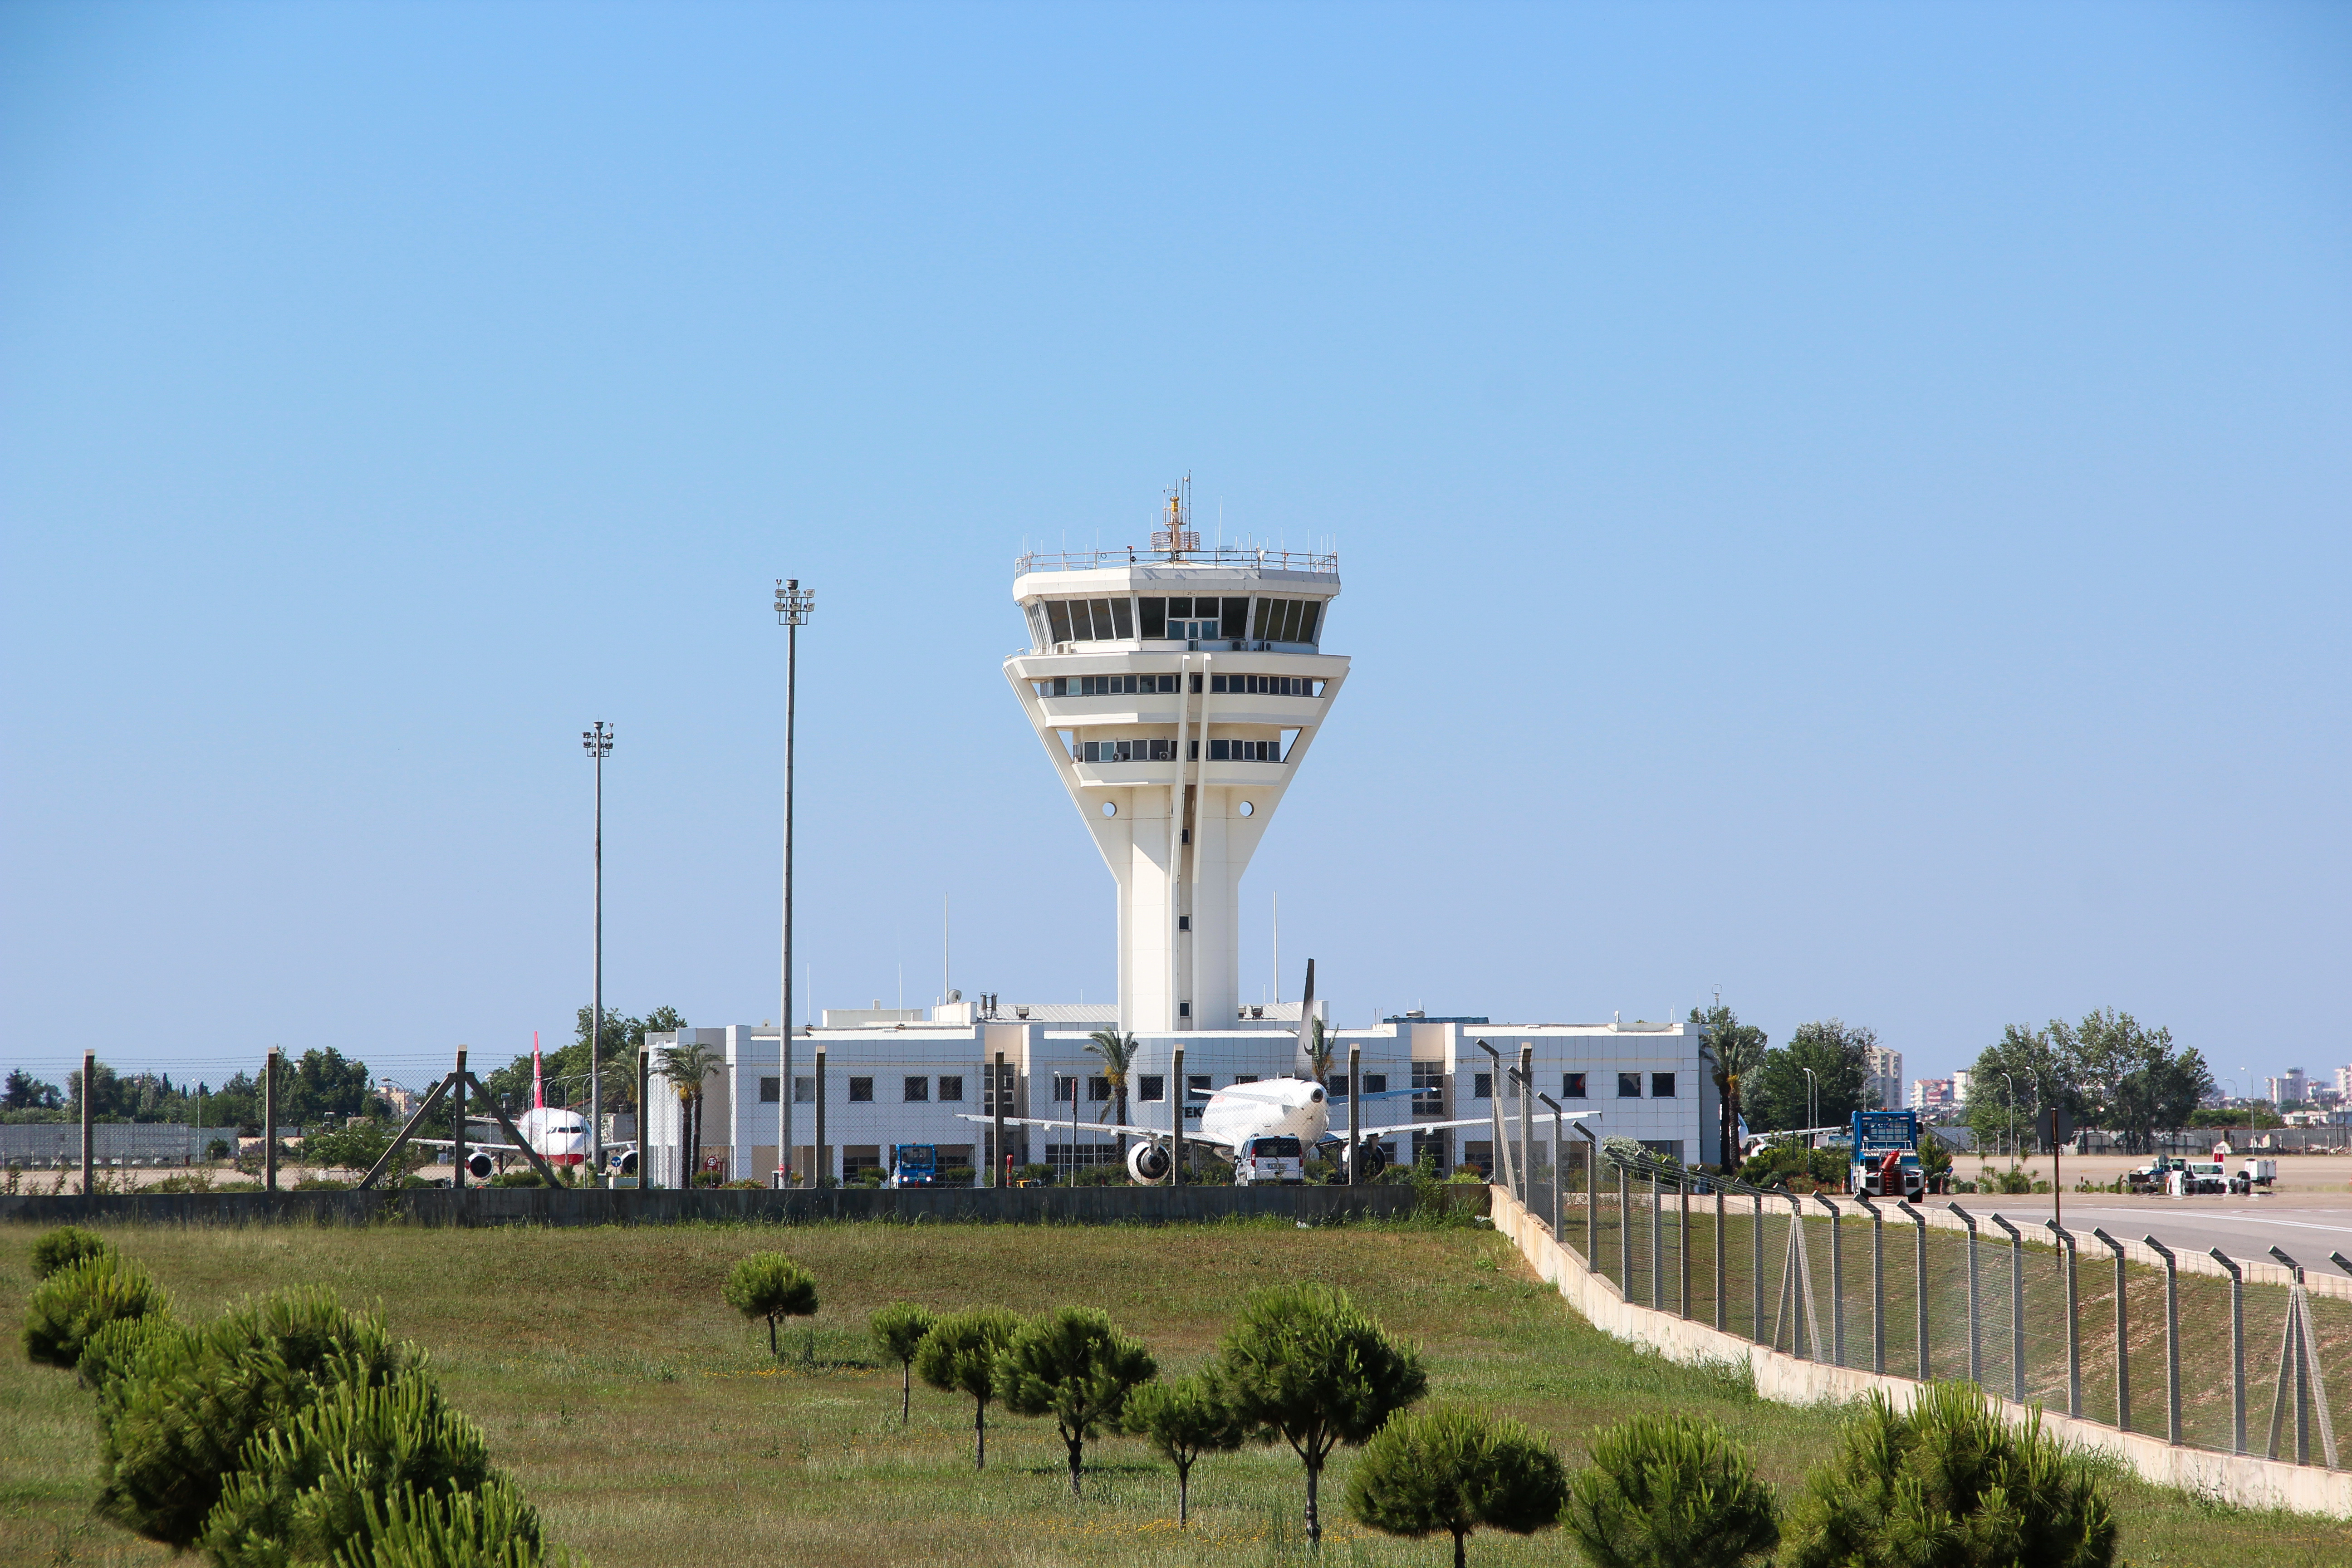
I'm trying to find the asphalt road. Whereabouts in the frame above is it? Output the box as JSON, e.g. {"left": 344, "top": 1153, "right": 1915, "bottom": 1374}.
{"left": 1927, "top": 1196, "right": 2352, "bottom": 1274}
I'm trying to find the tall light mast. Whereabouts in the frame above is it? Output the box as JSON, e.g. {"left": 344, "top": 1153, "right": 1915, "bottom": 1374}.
{"left": 774, "top": 578, "right": 815, "bottom": 1186}
{"left": 582, "top": 720, "right": 613, "bottom": 1182}
{"left": 1004, "top": 490, "right": 1344, "bottom": 1032}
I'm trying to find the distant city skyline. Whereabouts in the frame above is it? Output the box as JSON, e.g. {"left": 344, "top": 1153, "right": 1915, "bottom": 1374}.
{"left": 3, "top": 4, "right": 2347, "bottom": 1094}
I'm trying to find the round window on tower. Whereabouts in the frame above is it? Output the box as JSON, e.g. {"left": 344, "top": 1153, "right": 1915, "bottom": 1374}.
{"left": 1100, "top": 800, "right": 1117, "bottom": 818}
{"left": 1238, "top": 800, "right": 1255, "bottom": 818}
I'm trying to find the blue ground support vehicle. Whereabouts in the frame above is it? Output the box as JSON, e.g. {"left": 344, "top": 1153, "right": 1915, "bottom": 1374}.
{"left": 887, "top": 1143, "right": 941, "bottom": 1188}
{"left": 1849, "top": 1110, "right": 1925, "bottom": 1199}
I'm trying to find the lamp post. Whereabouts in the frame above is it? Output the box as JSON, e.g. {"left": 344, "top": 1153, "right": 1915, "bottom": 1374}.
{"left": 774, "top": 578, "right": 816, "bottom": 1187}
{"left": 582, "top": 720, "right": 613, "bottom": 1184}
{"left": 2002, "top": 1072, "right": 2016, "bottom": 1167}
{"left": 1801, "top": 1066, "right": 1818, "bottom": 1147}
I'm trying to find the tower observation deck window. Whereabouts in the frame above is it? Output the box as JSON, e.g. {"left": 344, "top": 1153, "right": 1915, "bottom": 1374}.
{"left": 1207, "top": 738, "right": 1284, "bottom": 762}
{"left": 1138, "top": 596, "right": 1252, "bottom": 641}
{"left": 1209, "top": 673, "right": 1321, "bottom": 696}
{"left": 1044, "top": 598, "right": 1134, "bottom": 643}
{"left": 1251, "top": 597, "right": 1322, "bottom": 645}
{"left": 1078, "top": 738, "right": 1186, "bottom": 763}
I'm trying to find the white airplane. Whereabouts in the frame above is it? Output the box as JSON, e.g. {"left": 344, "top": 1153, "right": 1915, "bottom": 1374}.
{"left": 415, "top": 1035, "right": 597, "bottom": 1179}
{"left": 963, "top": 1075, "right": 1568, "bottom": 1186}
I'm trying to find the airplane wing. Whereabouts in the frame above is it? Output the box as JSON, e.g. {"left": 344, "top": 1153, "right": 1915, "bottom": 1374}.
{"left": 409, "top": 1137, "right": 524, "bottom": 1153}
{"left": 951, "top": 1113, "right": 1238, "bottom": 1158}
{"left": 1329, "top": 1109, "right": 1604, "bottom": 1142}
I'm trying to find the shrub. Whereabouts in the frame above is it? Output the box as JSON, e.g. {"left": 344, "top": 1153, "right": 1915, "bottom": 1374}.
{"left": 721, "top": 1254, "right": 819, "bottom": 1359}
{"left": 1779, "top": 1382, "right": 2116, "bottom": 1568}
{"left": 207, "top": 1138, "right": 234, "bottom": 1161}
{"left": 1736, "top": 1143, "right": 1846, "bottom": 1191}
{"left": 940, "top": 1166, "right": 976, "bottom": 1186}
{"left": 1070, "top": 1163, "right": 1124, "bottom": 1186}
{"left": 77, "top": 1312, "right": 189, "bottom": 1390}
{"left": 869, "top": 1302, "right": 938, "bottom": 1425}
{"left": 1348, "top": 1405, "right": 1566, "bottom": 1568}
{"left": 30, "top": 1224, "right": 109, "bottom": 1279}
{"left": 336, "top": 1475, "right": 560, "bottom": 1568}
{"left": 995, "top": 1307, "right": 1156, "bottom": 1496}
{"left": 1122, "top": 1374, "right": 1245, "bottom": 1527}
{"left": 200, "top": 1365, "right": 519, "bottom": 1567}
{"left": 1216, "top": 1282, "right": 1426, "bottom": 1547}
{"left": 93, "top": 1287, "right": 407, "bottom": 1549}
{"left": 914, "top": 1307, "right": 1020, "bottom": 1470}
{"left": 24, "top": 1251, "right": 169, "bottom": 1371}
{"left": 1561, "top": 1413, "right": 1778, "bottom": 1568}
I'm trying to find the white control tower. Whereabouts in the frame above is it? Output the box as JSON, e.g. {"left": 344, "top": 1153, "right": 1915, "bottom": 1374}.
{"left": 1007, "top": 488, "right": 1347, "bottom": 1034}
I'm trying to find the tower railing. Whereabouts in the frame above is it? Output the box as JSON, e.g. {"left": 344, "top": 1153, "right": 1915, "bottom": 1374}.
{"left": 1014, "top": 545, "right": 1339, "bottom": 577}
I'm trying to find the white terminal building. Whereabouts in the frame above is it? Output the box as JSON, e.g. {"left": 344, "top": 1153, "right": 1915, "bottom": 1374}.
{"left": 644, "top": 500, "right": 1716, "bottom": 1186}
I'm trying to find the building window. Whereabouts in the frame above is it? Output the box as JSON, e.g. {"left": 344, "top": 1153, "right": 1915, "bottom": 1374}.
{"left": 1138, "top": 1075, "right": 1165, "bottom": 1102}
{"left": 848, "top": 1077, "right": 874, "bottom": 1103}
{"left": 759, "top": 1077, "right": 780, "bottom": 1103}
{"left": 1411, "top": 1063, "right": 1444, "bottom": 1114}
{"left": 1208, "top": 673, "right": 1322, "bottom": 696}
{"left": 1617, "top": 1073, "right": 1642, "bottom": 1098}
{"left": 1563, "top": 1072, "right": 1588, "bottom": 1099}
{"left": 1088, "top": 1076, "right": 1112, "bottom": 1102}
{"left": 1250, "top": 597, "right": 1323, "bottom": 645}
{"left": 1176, "top": 915, "right": 1189, "bottom": 931}
{"left": 1640, "top": 1139, "right": 1684, "bottom": 1163}
{"left": 1186, "top": 1074, "right": 1211, "bottom": 1097}
{"left": 1047, "top": 597, "right": 1135, "bottom": 643}
{"left": 1178, "top": 1002, "right": 1191, "bottom": 1018}
{"left": 1206, "top": 738, "right": 1283, "bottom": 762}
{"left": 937, "top": 1075, "right": 963, "bottom": 1102}
{"left": 1234, "top": 1074, "right": 1259, "bottom": 1085}
{"left": 1651, "top": 1072, "right": 1676, "bottom": 1098}
{"left": 1052, "top": 1074, "right": 1078, "bottom": 1103}
{"left": 1362, "top": 1073, "right": 1387, "bottom": 1095}
{"left": 794, "top": 1077, "right": 814, "bottom": 1103}
{"left": 1473, "top": 1072, "right": 1493, "bottom": 1100}
{"left": 903, "top": 1076, "right": 930, "bottom": 1102}
{"left": 1328, "top": 1074, "right": 1349, "bottom": 1099}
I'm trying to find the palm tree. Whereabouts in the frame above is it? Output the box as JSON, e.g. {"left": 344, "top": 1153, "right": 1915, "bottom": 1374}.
{"left": 1084, "top": 1029, "right": 1139, "bottom": 1157}
{"left": 1303, "top": 1016, "right": 1336, "bottom": 1087}
{"left": 1691, "top": 1004, "right": 1767, "bottom": 1175}
{"left": 656, "top": 1042, "right": 721, "bottom": 1187}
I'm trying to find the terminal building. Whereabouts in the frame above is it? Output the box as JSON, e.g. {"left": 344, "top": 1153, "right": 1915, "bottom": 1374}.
{"left": 644, "top": 499, "right": 1714, "bottom": 1185}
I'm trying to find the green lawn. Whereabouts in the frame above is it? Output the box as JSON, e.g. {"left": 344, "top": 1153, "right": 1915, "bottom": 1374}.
{"left": 3, "top": 1216, "right": 2348, "bottom": 1567}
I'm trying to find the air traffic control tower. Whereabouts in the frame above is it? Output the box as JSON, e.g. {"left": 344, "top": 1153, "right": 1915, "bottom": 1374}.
{"left": 1007, "top": 487, "right": 1347, "bottom": 1035}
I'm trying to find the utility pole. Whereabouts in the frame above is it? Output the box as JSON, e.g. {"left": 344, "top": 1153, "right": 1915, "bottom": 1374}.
{"left": 583, "top": 720, "right": 614, "bottom": 1184}
{"left": 775, "top": 578, "right": 815, "bottom": 1185}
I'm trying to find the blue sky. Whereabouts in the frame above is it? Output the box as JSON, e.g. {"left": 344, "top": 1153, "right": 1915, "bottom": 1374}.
{"left": 2, "top": 2, "right": 2345, "bottom": 1098}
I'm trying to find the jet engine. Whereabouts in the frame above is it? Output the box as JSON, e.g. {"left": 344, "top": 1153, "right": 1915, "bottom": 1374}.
{"left": 1341, "top": 1142, "right": 1389, "bottom": 1183}
{"left": 464, "top": 1150, "right": 496, "bottom": 1181}
{"left": 1127, "top": 1142, "right": 1174, "bottom": 1184}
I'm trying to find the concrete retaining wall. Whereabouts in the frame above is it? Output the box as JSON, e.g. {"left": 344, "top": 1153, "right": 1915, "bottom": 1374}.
{"left": 1490, "top": 1184, "right": 2352, "bottom": 1519}
{"left": 0, "top": 1182, "right": 1455, "bottom": 1230}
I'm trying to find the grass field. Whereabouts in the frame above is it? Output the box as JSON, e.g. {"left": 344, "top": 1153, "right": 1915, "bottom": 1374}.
{"left": 5, "top": 1217, "right": 2351, "bottom": 1568}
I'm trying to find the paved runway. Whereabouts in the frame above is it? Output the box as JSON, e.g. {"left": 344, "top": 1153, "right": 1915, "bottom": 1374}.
{"left": 1918, "top": 1197, "right": 2352, "bottom": 1273}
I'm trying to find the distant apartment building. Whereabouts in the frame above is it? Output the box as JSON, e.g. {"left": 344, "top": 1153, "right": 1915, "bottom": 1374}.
{"left": 1950, "top": 1068, "right": 1973, "bottom": 1109}
{"left": 1910, "top": 1077, "right": 1957, "bottom": 1117}
{"left": 1865, "top": 1046, "right": 1903, "bottom": 1112}
{"left": 2269, "top": 1068, "right": 2309, "bottom": 1106}
{"left": 2336, "top": 1065, "right": 2352, "bottom": 1099}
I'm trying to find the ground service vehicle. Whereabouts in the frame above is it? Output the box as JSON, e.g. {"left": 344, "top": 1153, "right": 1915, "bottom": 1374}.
{"left": 887, "top": 1144, "right": 941, "bottom": 1188}
{"left": 1235, "top": 1135, "right": 1305, "bottom": 1186}
{"left": 2183, "top": 1158, "right": 2227, "bottom": 1194}
{"left": 1848, "top": 1110, "right": 1925, "bottom": 1199}
{"left": 2127, "top": 1156, "right": 2186, "bottom": 1192}
{"left": 2233, "top": 1157, "right": 2277, "bottom": 1194}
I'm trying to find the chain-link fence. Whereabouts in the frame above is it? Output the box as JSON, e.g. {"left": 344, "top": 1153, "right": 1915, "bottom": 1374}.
{"left": 1515, "top": 1143, "right": 2348, "bottom": 1474}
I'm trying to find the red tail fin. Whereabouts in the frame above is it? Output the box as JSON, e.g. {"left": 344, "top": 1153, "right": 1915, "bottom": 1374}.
{"left": 533, "top": 1032, "right": 544, "bottom": 1110}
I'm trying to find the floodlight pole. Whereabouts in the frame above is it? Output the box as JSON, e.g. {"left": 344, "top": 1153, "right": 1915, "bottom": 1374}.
{"left": 1348, "top": 1044, "right": 1362, "bottom": 1185}
{"left": 583, "top": 720, "right": 613, "bottom": 1183}
{"left": 774, "top": 578, "right": 815, "bottom": 1186}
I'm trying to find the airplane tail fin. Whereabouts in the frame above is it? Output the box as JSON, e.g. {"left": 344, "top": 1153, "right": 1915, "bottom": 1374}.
{"left": 533, "top": 1032, "right": 544, "bottom": 1110}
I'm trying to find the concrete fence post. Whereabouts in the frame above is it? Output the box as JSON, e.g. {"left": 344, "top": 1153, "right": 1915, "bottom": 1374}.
{"left": 1949, "top": 1203, "right": 1981, "bottom": 1386}
{"left": 2092, "top": 1228, "right": 2129, "bottom": 1433}
{"left": 1516, "top": 1044, "right": 1534, "bottom": 1206}
{"left": 1576, "top": 1123, "right": 1599, "bottom": 1265}
{"left": 1815, "top": 1194, "right": 1845, "bottom": 1367}
{"left": 2267, "top": 1246, "right": 2312, "bottom": 1465}
{"left": 1857, "top": 1192, "right": 1885, "bottom": 1374}
{"left": 1714, "top": 1181, "right": 1727, "bottom": 1332}
{"left": 1897, "top": 1200, "right": 1930, "bottom": 1379}
{"left": 2211, "top": 1247, "right": 2245, "bottom": 1454}
{"left": 1167, "top": 1046, "right": 1181, "bottom": 1188}
{"left": 1753, "top": 1191, "right": 1766, "bottom": 1341}
{"left": 1678, "top": 1177, "right": 1691, "bottom": 1320}
{"left": 1649, "top": 1171, "right": 1663, "bottom": 1308}
{"left": 2048, "top": 1220, "right": 2082, "bottom": 1419}
{"left": 1618, "top": 1162, "right": 1631, "bottom": 1294}
{"left": 2142, "top": 1235, "right": 2181, "bottom": 1445}
{"left": 80, "top": 1050, "right": 95, "bottom": 1195}
{"left": 1991, "top": 1214, "right": 2026, "bottom": 1404}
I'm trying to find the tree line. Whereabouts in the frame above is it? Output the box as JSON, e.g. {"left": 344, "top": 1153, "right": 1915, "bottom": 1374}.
{"left": 1960, "top": 1009, "right": 2211, "bottom": 1154}
{"left": 3, "top": 1049, "right": 381, "bottom": 1130}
